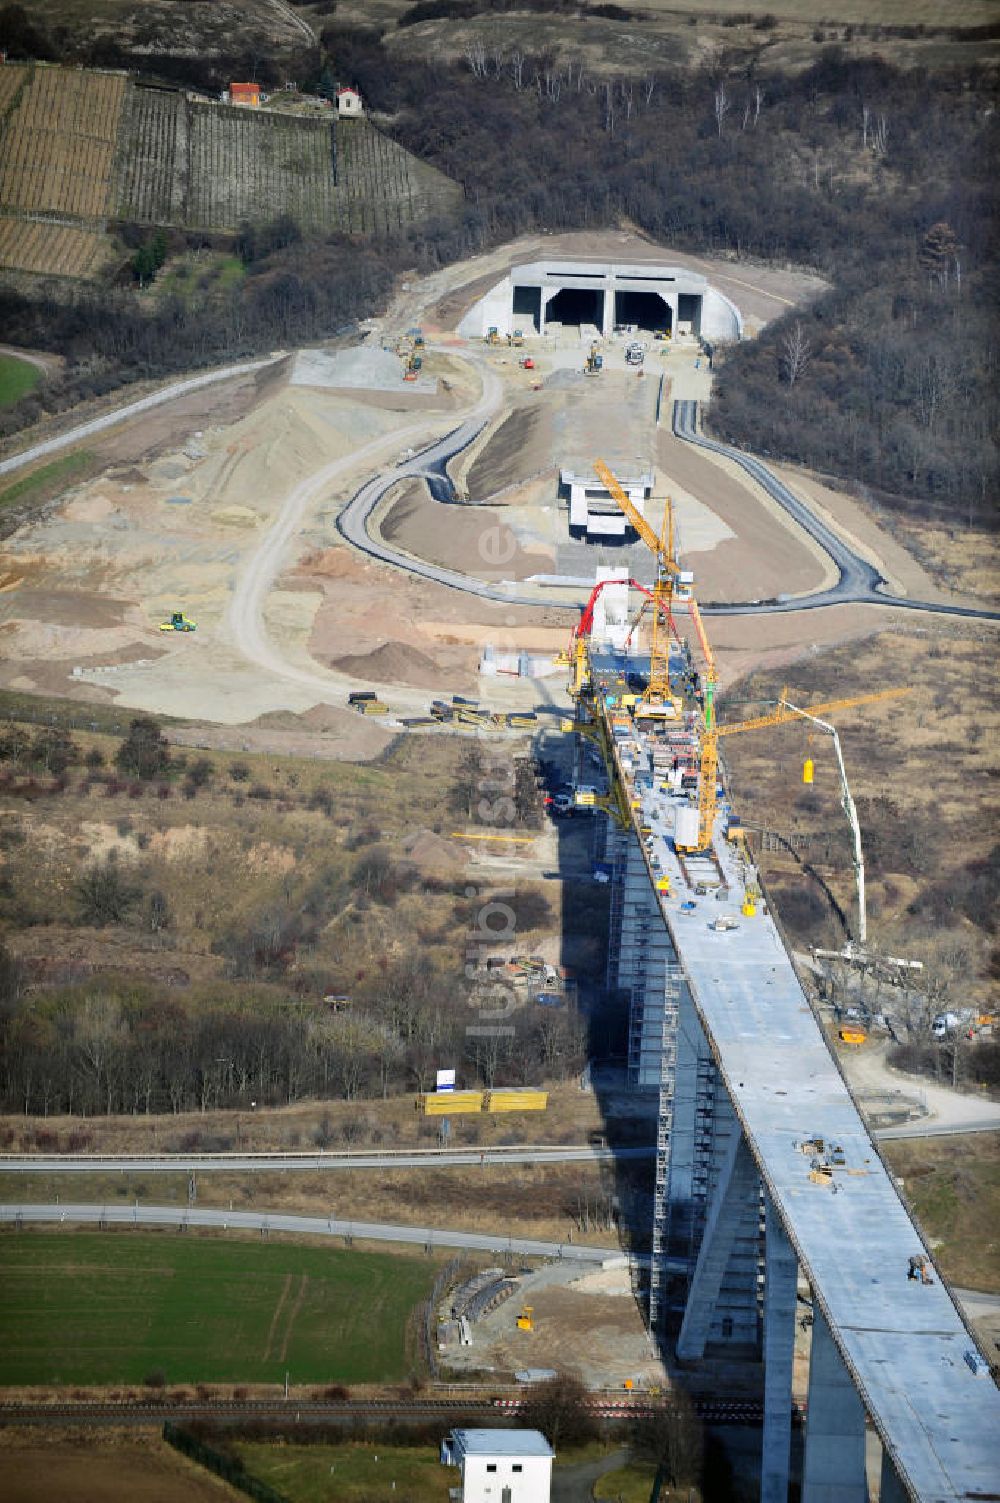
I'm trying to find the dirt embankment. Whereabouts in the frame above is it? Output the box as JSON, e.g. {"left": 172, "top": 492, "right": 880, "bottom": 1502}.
{"left": 381, "top": 478, "right": 552, "bottom": 581}
{"left": 465, "top": 404, "right": 553, "bottom": 502}
{"left": 296, "top": 540, "right": 567, "bottom": 695}
{"left": 330, "top": 639, "right": 444, "bottom": 689}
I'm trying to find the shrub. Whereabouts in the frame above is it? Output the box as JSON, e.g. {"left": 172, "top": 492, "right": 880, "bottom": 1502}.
{"left": 229, "top": 761, "right": 251, "bottom": 782}
{"left": 188, "top": 757, "right": 214, "bottom": 788}
{"left": 75, "top": 858, "right": 141, "bottom": 926}
{"left": 309, "top": 787, "right": 334, "bottom": 814}
{"left": 116, "top": 717, "right": 170, "bottom": 781}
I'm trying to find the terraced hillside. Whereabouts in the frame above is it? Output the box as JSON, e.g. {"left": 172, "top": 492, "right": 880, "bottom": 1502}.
{"left": 183, "top": 101, "right": 340, "bottom": 233}
{"left": 114, "top": 84, "right": 188, "bottom": 226}
{"left": 0, "top": 218, "right": 104, "bottom": 277}
{"left": 0, "top": 61, "right": 462, "bottom": 279}
{"left": 0, "top": 64, "right": 125, "bottom": 219}
{"left": 121, "top": 94, "right": 461, "bottom": 235}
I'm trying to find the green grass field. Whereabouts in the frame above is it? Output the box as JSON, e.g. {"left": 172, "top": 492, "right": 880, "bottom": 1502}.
{"left": 0, "top": 1232, "right": 436, "bottom": 1386}
{"left": 0, "top": 354, "right": 41, "bottom": 407}
{"left": 594, "top": 1460, "right": 659, "bottom": 1502}
{"left": 236, "top": 1443, "right": 450, "bottom": 1503}
{"left": 0, "top": 450, "right": 95, "bottom": 514}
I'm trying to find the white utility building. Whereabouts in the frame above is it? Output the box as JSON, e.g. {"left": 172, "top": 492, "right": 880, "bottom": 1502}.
{"left": 441, "top": 1428, "right": 554, "bottom": 1503}
{"left": 458, "top": 259, "right": 742, "bottom": 342}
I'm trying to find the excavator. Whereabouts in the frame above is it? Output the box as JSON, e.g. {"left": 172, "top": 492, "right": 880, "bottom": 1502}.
{"left": 159, "top": 611, "right": 196, "bottom": 632}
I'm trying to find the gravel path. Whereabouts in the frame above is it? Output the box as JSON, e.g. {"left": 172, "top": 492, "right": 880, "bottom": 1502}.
{"left": 0, "top": 357, "right": 285, "bottom": 479}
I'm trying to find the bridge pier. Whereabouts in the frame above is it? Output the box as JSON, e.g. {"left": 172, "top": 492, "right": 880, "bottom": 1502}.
{"left": 761, "top": 1194, "right": 798, "bottom": 1503}
{"left": 676, "top": 1133, "right": 757, "bottom": 1360}
{"left": 878, "top": 1448, "right": 909, "bottom": 1503}
{"left": 610, "top": 830, "right": 762, "bottom": 1346}
{"left": 801, "top": 1308, "right": 868, "bottom": 1503}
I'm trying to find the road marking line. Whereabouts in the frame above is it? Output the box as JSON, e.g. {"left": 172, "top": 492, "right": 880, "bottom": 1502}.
{"left": 711, "top": 271, "right": 799, "bottom": 307}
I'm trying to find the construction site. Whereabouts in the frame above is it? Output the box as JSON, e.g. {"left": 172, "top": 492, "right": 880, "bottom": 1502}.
{"left": 2, "top": 222, "right": 999, "bottom": 1501}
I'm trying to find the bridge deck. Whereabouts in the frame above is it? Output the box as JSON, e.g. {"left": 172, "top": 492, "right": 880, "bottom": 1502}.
{"left": 597, "top": 673, "right": 1000, "bottom": 1501}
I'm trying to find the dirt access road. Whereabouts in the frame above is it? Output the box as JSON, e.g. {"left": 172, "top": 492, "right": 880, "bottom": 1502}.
{"left": 0, "top": 357, "right": 283, "bottom": 478}
{"left": 224, "top": 350, "right": 504, "bottom": 715}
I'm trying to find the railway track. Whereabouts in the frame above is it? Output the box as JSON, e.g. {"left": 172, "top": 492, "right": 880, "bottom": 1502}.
{"left": 0, "top": 1394, "right": 775, "bottom": 1428}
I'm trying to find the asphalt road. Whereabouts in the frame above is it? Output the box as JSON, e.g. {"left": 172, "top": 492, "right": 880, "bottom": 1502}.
{"left": 5, "top": 342, "right": 993, "bottom": 635}
{"left": 0, "top": 1202, "right": 623, "bottom": 1263}
{"left": 672, "top": 400, "right": 1000, "bottom": 622}
{"left": 0, "top": 1145, "right": 655, "bottom": 1174}
{"left": 332, "top": 384, "right": 999, "bottom": 624}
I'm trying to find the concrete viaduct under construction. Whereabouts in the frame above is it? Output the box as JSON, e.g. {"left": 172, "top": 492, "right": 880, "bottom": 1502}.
{"left": 578, "top": 635, "right": 999, "bottom": 1499}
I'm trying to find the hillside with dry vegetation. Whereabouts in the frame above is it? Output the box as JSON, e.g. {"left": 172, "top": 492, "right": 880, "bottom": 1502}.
{"left": 720, "top": 626, "right": 998, "bottom": 1000}
{"left": 0, "top": 709, "right": 591, "bottom": 1117}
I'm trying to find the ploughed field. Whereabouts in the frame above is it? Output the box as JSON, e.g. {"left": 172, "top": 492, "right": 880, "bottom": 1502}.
{"left": 0, "top": 1232, "right": 436, "bottom": 1387}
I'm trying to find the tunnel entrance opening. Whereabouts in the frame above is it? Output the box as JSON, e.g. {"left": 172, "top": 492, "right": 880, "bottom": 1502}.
{"left": 677, "top": 293, "right": 702, "bottom": 336}
{"left": 614, "top": 290, "right": 671, "bottom": 335}
{"left": 545, "top": 285, "right": 605, "bottom": 330}
{"left": 512, "top": 284, "right": 541, "bottom": 334}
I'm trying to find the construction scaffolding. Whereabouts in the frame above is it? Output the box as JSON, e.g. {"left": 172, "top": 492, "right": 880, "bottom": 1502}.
{"left": 649, "top": 962, "right": 681, "bottom": 1332}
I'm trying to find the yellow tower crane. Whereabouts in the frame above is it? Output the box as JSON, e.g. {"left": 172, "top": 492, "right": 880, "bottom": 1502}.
{"left": 683, "top": 593, "right": 719, "bottom": 848}
{"left": 593, "top": 460, "right": 691, "bottom": 717}
{"left": 679, "top": 684, "right": 912, "bottom": 856}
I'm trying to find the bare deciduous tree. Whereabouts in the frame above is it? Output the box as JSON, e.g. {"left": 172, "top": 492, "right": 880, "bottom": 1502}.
{"left": 779, "top": 321, "right": 812, "bottom": 386}
{"left": 463, "top": 39, "right": 487, "bottom": 78}
{"left": 714, "top": 81, "right": 730, "bottom": 137}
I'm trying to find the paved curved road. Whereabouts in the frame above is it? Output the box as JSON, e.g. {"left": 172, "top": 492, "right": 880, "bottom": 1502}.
{"left": 672, "top": 400, "right": 1000, "bottom": 622}
{"left": 334, "top": 355, "right": 565, "bottom": 609}
{"left": 331, "top": 382, "right": 999, "bottom": 624}
{"left": 0, "top": 1144, "right": 655, "bottom": 1174}
{"left": 0, "top": 1202, "right": 623, "bottom": 1263}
